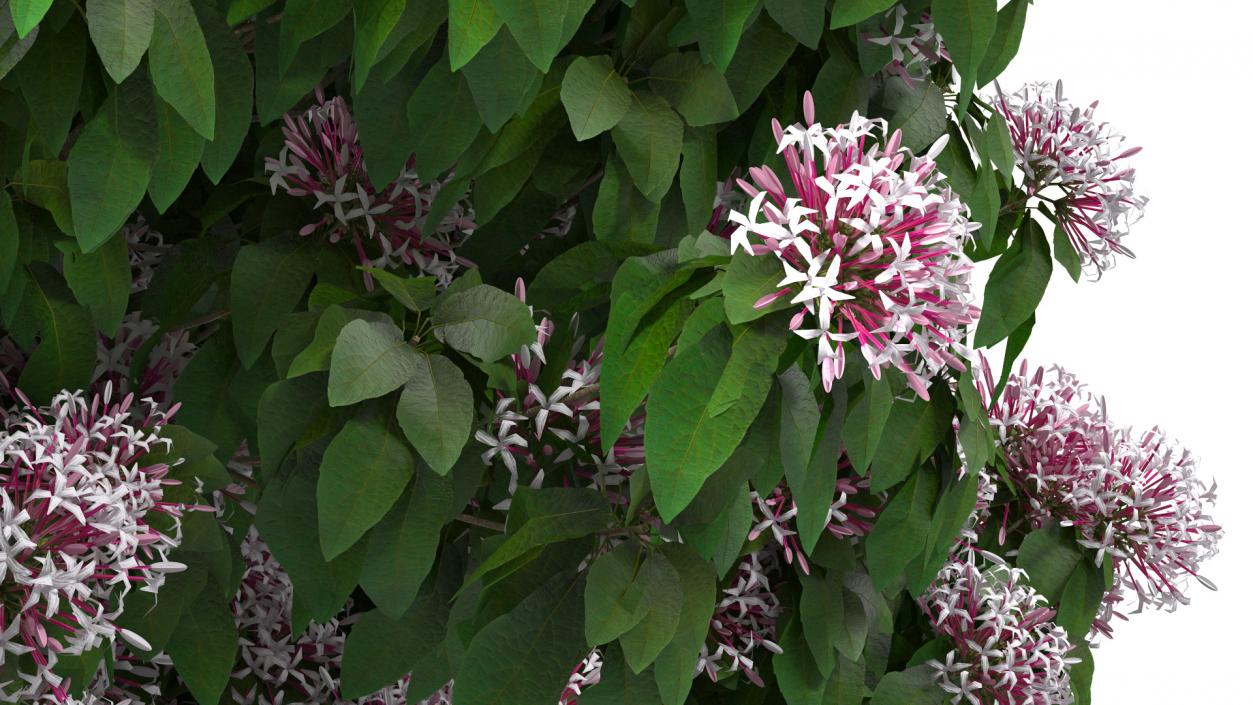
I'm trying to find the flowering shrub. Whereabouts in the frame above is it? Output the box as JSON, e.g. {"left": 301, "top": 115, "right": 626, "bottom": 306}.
{"left": 0, "top": 1, "right": 1219, "bottom": 705}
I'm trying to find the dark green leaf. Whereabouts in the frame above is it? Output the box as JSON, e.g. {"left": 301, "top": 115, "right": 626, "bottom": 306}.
{"left": 810, "top": 38, "right": 868, "bottom": 126}
{"left": 257, "top": 374, "right": 326, "bottom": 476}
{"left": 725, "top": 15, "right": 796, "bottom": 110}
{"left": 462, "top": 28, "right": 543, "bottom": 132}
{"left": 583, "top": 643, "right": 664, "bottom": 705}
{"left": 166, "top": 578, "right": 237, "bottom": 705}
{"left": 15, "top": 14, "right": 85, "bottom": 152}
{"left": 975, "top": 218, "right": 1051, "bottom": 348}
{"left": 648, "top": 52, "right": 739, "bottom": 126}
{"left": 930, "top": 0, "right": 997, "bottom": 111}
{"left": 253, "top": 17, "right": 352, "bottom": 124}
{"left": 618, "top": 550, "right": 683, "bottom": 672}
{"left": 561, "top": 55, "right": 632, "bottom": 141}
{"left": 869, "top": 389, "right": 953, "bottom": 492}
{"left": 288, "top": 305, "right": 392, "bottom": 378}
{"left": 680, "top": 484, "right": 752, "bottom": 578}
{"left": 431, "top": 283, "right": 537, "bottom": 362}
{"left": 600, "top": 293, "right": 686, "bottom": 454}
{"left": 396, "top": 353, "right": 474, "bottom": 475}
{"left": 593, "top": 156, "right": 662, "bottom": 242}
{"left": 407, "top": 57, "right": 483, "bottom": 180}
{"left": 1055, "top": 558, "right": 1105, "bottom": 643}
{"left": 194, "top": 3, "right": 252, "bottom": 182}
{"left": 977, "top": 0, "right": 1029, "bottom": 85}
{"left": 882, "top": 78, "right": 946, "bottom": 154}
{"left": 369, "top": 270, "right": 438, "bottom": 312}
{"left": 865, "top": 466, "right": 938, "bottom": 590}
{"left": 794, "top": 387, "right": 849, "bottom": 553}
{"left": 317, "top": 414, "right": 416, "bottom": 559}
{"left": 1016, "top": 524, "right": 1085, "bottom": 604}
{"left": 0, "top": 192, "right": 16, "bottom": 295}
{"left": 447, "top": 0, "right": 502, "bottom": 70}
{"left": 679, "top": 126, "right": 717, "bottom": 235}
{"left": 86, "top": 0, "right": 154, "bottom": 84}
{"left": 684, "top": 0, "right": 757, "bottom": 70}
{"left": 278, "top": 0, "right": 351, "bottom": 72}
{"left": 17, "top": 159, "right": 72, "bottom": 234}
{"left": 492, "top": 0, "right": 593, "bottom": 72}
{"left": 764, "top": 0, "right": 822, "bottom": 48}
{"left": 828, "top": 0, "right": 894, "bottom": 29}
{"left": 868, "top": 665, "right": 947, "bottom": 705}
{"left": 62, "top": 232, "right": 130, "bottom": 335}
{"left": 910, "top": 471, "right": 981, "bottom": 595}
{"left": 230, "top": 236, "right": 319, "bottom": 368}
{"left": 16, "top": 267, "right": 96, "bottom": 401}
{"left": 341, "top": 592, "right": 449, "bottom": 697}
{"left": 359, "top": 467, "right": 453, "bottom": 615}
{"left": 612, "top": 92, "right": 684, "bottom": 202}
{"left": 651, "top": 543, "right": 716, "bottom": 705}
{"left": 326, "top": 319, "right": 424, "bottom": 407}
{"left": 147, "top": 96, "right": 205, "bottom": 212}
{"left": 723, "top": 249, "right": 794, "bottom": 324}
{"left": 1052, "top": 221, "right": 1082, "bottom": 282}
{"left": 842, "top": 376, "right": 895, "bottom": 473}
{"left": 585, "top": 543, "right": 648, "bottom": 646}
{"left": 149, "top": 0, "right": 216, "bottom": 138}
{"left": 351, "top": 0, "right": 407, "bottom": 91}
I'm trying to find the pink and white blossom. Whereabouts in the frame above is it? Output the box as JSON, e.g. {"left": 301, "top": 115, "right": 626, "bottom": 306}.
{"left": 727, "top": 92, "right": 979, "bottom": 399}
{"left": 696, "top": 551, "right": 783, "bottom": 687}
{"left": 866, "top": 6, "right": 949, "bottom": 86}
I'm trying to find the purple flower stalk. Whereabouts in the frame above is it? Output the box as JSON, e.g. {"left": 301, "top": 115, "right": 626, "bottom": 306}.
{"left": 921, "top": 551, "right": 1078, "bottom": 705}
{"left": 696, "top": 551, "right": 783, "bottom": 687}
{"left": 993, "top": 81, "right": 1147, "bottom": 274}
{"left": 727, "top": 92, "right": 979, "bottom": 399}
{"left": 0, "top": 385, "right": 186, "bottom": 702}
{"left": 265, "top": 91, "right": 476, "bottom": 289}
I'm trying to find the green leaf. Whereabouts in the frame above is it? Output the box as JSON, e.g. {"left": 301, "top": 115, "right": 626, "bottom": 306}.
{"left": 910, "top": 471, "right": 981, "bottom": 594}
{"left": 651, "top": 543, "right": 716, "bottom": 705}
{"left": 9, "top": 0, "right": 51, "bottom": 37}
{"left": 257, "top": 467, "right": 365, "bottom": 624}
{"left": 14, "top": 14, "right": 85, "bottom": 152}
{"left": 725, "top": 15, "right": 796, "bottom": 110}
{"left": 774, "top": 615, "right": 826, "bottom": 705}
{"left": 368, "top": 270, "right": 438, "bottom": 312}
{"left": 930, "top": 0, "right": 997, "bottom": 111}
{"left": 351, "top": 0, "right": 406, "bottom": 91}
{"left": 491, "top": 0, "right": 593, "bottom": 72}
{"left": 585, "top": 543, "right": 648, "bottom": 646}
{"left": 0, "top": 9, "right": 38, "bottom": 80}
{"left": 969, "top": 166, "right": 1000, "bottom": 247}
{"left": 455, "top": 572, "right": 588, "bottom": 705}
{"left": 679, "top": 127, "right": 717, "bottom": 235}
{"left": 465, "top": 488, "right": 611, "bottom": 587}
{"left": 865, "top": 466, "right": 938, "bottom": 591}
{"left": 194, "top": 1, "right": 254, "bottom": 184}
{"left": 396, "top": 353, "right": 474, "bottom": 475}
{"left": 16, "top": 267, "right": 96, "bottom": 401}
{"left": 612, "top": 92, "right": 683, "bottom": 202}
{"left": 166, "top": 578, "right": 237, "bottom": 705}
{"left": 977, "top": 0, "right": 1029, "bottom": 85}
{"left": 869, "top": 390, "right": 954, "bottom": 492}
{"left": 355, "top": 60, "right": 421, "bottom": 187}
{"left": 618, "top": 550, "right": 683, "bottom": 672}
{"left": 842, "top": 376, "right": 895, "bottom": 473}
{"left": 645, "top": 320, "right": 786, "bottom": 521}
{"left": 226, "top": 0, "right": 277, "bottom": 23}
{"left": 328, "top": 319, "right": 421, "bottom": 407}
{"left": 1070, "top": 644, "right": 1094, "bottom": 705}
{"left": 828, "top": 0, "right": 894, "bottom": 28}
{"left": 86, "top": 0, "right": 154, "bottom": 84}
{"left": 0, "top": 192, "right": 16, "bottom": 295}
{"left": 447, "top": 0, "right": 502, "bottom": 70}
{"left": 288, "top": 306, "right": 392, "bottom": 378}
{"left": 147, "top": 96, "right": 205, "bottom": 212}
{"left": 114, "top": 565, "right": 207, "bottom": 656}
{"left": 17, "top": 159, "right": 72, "bottom": 234}
{"left": 462, "top": 28, "right": 543, "bottom": 132}
{"left": 975, "top": 218, "right": 1052, "bottom": 348}
{"left": 868, "top": 665, "right": 947, "bottom": 705}
{"left": 724, "top": 249, "right": 793, "bottom": 324}
{"left": 1052, "top": 221, "right": 1082, "bottom": 282}
{"left": 882, "top": 77, "right": 946, "bottom": 154}
{"left": 810, "top": 38, "right": 869, "bottom": 127}
{"left": 408, "top": 57, "right": 484, "bottom": 180}
{"left": 257, "top": 374, "right": 326, "bottom": 476}
{"left": 593, "top": 156, "right": 662, "bottom": 242}
{"left": 149, "top": 0, "right": 216, "bottom": 138}
{"left": 360, "top": 468, "right": 453, "bottom": 616}
{"left": 764, "top": 0, "right": 822, "bottom": 48}
{"left": 794, "top": 388, "right": 849, "bottom": 553}
{"left": 998, "top": 314, "right": 1034, "bottom": 392}
{"left": 561, "top": 55, "right": 632, "bottom": 141}
{"left": 1016, "top": 524, "right": 1085, "bottom": 604}
{"left": 684, "top": 0, "right": 757, "bottom": 70}
{"left": 431, "top": 283, "right": 537, "bottom": 362}
{"left": 648, "top": 52, "right": 739, "bottom": 126}
{"left": 61, "top": 233, "right": 130, "bottom": 336}
{"left": 680, "top": 484, "right": 752, "bottom": 578}
{"left": 230, "top": 236, "right": 319, "bottom": 368}
{"left": 600, "top": 294, "right": 686, "bottom": 454}
{"left": 1055, "top": 558, "right": 1105, "bottom": 643}
{"left": 278, "top": 0, "right": 351, "bottom": 72}
{"left": 341, "top": 593, "right": 449, "bottom": 698}
{"left": 253, "top": 16, "right": 352, "bottom": 124}
{"left": 171, "top": 333, "right": 246, "bottom": 462}
{"left": 318, "top": 414, "right": 416, "bottom": 560}
{"left": 67, "top": 71, "right": 156, "bottom": 252}
{"left": 983, "top": 107, "right": 1017, "bottom": 184}
{"left": 583, "top": 643, "right": 664, "bottom": 705}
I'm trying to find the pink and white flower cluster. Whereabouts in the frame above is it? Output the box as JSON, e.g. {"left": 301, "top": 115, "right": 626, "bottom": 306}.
{"left": 0, "top": 385, "right": 185, "bottom": 702}
{"left": 728, "top": 92, "right": 979, "bottom": 399}
{"left": 993, "top": 81, "right": 1147, "bottom": 274}
{"left": 921, "top": 550, "right": 1078, "bottom": 705}
{"left": 94, "top": 313, "right": 196, "bottom": 411}
{"left": 866, "top": 6, "right": 949, "bottom": 86}
{"left": 265, "top": 91, "right": 476, "bottom": 288}
{"left": 475, "top": 281, "right": 645, "bottom": 508}
{"left": 696, "top": 551, "right": 783, "bottom": 687}
{"left": 748, "top": 456, "right": 878, "bottom": 574}
{"left": 979, "top": 360, "right": 1222, "bottom": 638}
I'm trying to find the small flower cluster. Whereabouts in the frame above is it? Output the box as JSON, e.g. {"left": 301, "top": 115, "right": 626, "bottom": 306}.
{"left": 979, "top": 360, "right": 1222, "bottom": 638}
{"left": 866, "top": 5, "right": 949, "bottom": 86}
{"left": 748, "top": 456, "right": 878, "bottom": 574}
{"left": 0, "top": 385, "right": 185, "bottom": 702}
{"left": 475, "top": 281, "right": 645, "bottom": 509}
{"left": 696, "top": 551, "right": 783, "bottom": 687}
{"left": 994, "top": 81, "right": 1147, "bottom": 274}
{"left": 123, "top": 215, "right": 167, "bottom": 294}
{"left": 94, "top": 313, "right": 196, "bottom": 410}
{"left": 921, "top": 551, "right": 1078, "bottom": 705}
{"left": 728, "top": 92, "right": 979, "bottom": 399}
{"left": 559, "top": 650, "right": 603, "bottom": 705}
{"left": 265, "top": 91, "right": 476, "bottom": 288}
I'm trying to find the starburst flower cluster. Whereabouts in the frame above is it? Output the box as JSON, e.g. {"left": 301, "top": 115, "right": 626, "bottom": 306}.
{"left": 94, "top": 313, "right": 196, "bottom": 410}
{"left": 993, "top": 81, "right": 1147, "bottom": 274}
{"left": 866, "top": 5, "right": 948, "bottom": 86}
{"left": 748, "top": 456, "right": 878, "bottom": 574}
{"left": 921, "top": 551, "right": 1078, "bottom": 705}
{"left": 0, "top": 385, "right": 186, "bottom": 703}
{"left": 696, "top": 551, "right": 783, "bottom": 687}
{"left": 728, "top": 92, "right": 979, "bottom": 399}
{"left": 979, "top": 360, "right": 1223, "bottom": 638}
{"left": 227, "top": 527, "right": 409, "bottom": 705}
{"left": 265, "top": 91, "right": 476, "bottom": 288}
{"left": 475, "top": 281, "right": 645, "bottom": 508}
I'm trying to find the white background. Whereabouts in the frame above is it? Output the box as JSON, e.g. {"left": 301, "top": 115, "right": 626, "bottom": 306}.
{"left": 982, "top": 1, "right": 1252, "bottom": 701}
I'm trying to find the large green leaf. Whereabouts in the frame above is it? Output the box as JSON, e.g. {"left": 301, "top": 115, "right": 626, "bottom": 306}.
{"left": 351, "top": 0, "right": 406, "bottom": 91}
{"left": 407, "top": 58, "right": 483, "bottom": 180}
{"left": 194, "top": 1, "right": 253, "bottom": 183}
{"left": 611, "top": 92, "right": 683, "bottom": 202}
{"left": 277, "top": 0, "right": 351, "bottom": 72}
{"left": 447, "top": 0, "right": 502, "bottom": 70}
{"left": 147, "top": 96, "right": 205, "bottom": 212}
{"left": 491, "top": 0, "right": 593, "bottom": 72}
{"left": 166, "top": 578, "right": 237, "bottom": 705}
{"left": 977, "top": 0, "right": 1029, "bottom": 85}
{"left": 462, "top": 28, "right": 543, "bottom": 132}
{"left": 842, "top": 375, "right": 896, "bottom": 473}
{"left": 8, "top": 0, "right": 51, "bottom": 37}
{"left": 464, "top": 488, "right": 612, "bottom": 585}
{"left": 679, "top": 126, "right": 717, "bottom": 234}
{"left": 828, "top": 0, "right": 895, "bottom": 28}
{"left": 561, "top": 55, "right": 632, "bottom": 141}
{"left": 868, "top": 666, "right": 947, "bottom": 705}
{"left": 15, "top": 266, "right": 96, "bottom": 401}
{"left": 341, "top": 592, "right": 450, "bottom": 698}
{"left": 230, "top": 236, "right": 319, "bottom": 368}
{"left": 764, "top": 0, "right": 823, "bottom": 48}
{"left": 149, "top": 0, "right": 215, "bottom": 138}
{"left": 882, "top": 78, "right": 946, "bottom": 154}
{"left": 600, "top": 294, "right": 686, "bottom": 455}
{"left": 317, "top": 414, "right": 416, "bottom": 560}
{"left": 930, "top": 0, "right": 997, "bottom": 110}
{"left": 618, "top": 549, "right": 683, "bottom": 673}
{"left": 584, "top": 543, "right": 649, "bottom": 646}
{"left": 14, "top": 14, "right": 85, "bottom": 152}
{"left": 909, "top": 471, "right": 981, "bottom": 595}
{"left": 975, "top": 218, "right": 1052, "bottom": 348}
{"left": 648, "top": 52, "right": 739, "bottom": 127}
{"left": 684, "top": 0, "right": 757, "bottom": 70}
{"left": 86, "top": 0, "right": 154, "bottom": 84}
{"left": 257, "top": 374, "right": 326, "bottom": 476}
{"left": 455, "top": 572, "right": 587, "bottom": 705}
{"left": 645, "top": 320, "right": 786, "bottom": 521}
{"left": 793, "top": 388, "right": 848, "bottom": 553}
{"left": 1016, "top": 524, "right": 1085, "bottom": 605}
{"left": 61, "top": 232, "right": 131, "bottom": 335}
{"left": 868, "top": 389, "right": 954, "bottom": 492}
{"left": 1055, "top": 558, "right": 1105, "bottom": 652}
{"left": 725, "top": 15, "right": 796, "bottom": 109}
{"left": 592, "top": 156, "right": 663, "bottom": 242}
{"left": 0, "top": 192, "right": 16, "bottom": 295}
{"left": 287, "top": 305, "right": 392, "bottom": 378}
{"left": 651, "top": 543, "right": 717, "bottom": 705}
{"left": 431, "top": 283, "right": 537, "bottom": 362}
{"left": 583, "top": 643, "right": 664, "bottom": 705}
{"left": 865, "top": 466, "right": 938, "bottom": 591}
{"left": 395, "top": 353, "right": 474, "bottom": 475}
{"left": 723, "top": 249, "right": 793, "bottom": 324}
{"left": 67, "top": 71, "right": 156, "bottom": 252}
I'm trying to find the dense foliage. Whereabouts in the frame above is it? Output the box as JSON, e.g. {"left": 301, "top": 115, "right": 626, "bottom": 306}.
{"left": 0, "top": 0, "right": 1222, "bottom": 704}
